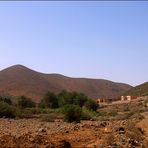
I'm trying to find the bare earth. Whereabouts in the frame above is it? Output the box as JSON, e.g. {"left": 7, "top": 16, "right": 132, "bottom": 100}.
{"left": 0, "top": 117, "right": 147, "bottom": 148}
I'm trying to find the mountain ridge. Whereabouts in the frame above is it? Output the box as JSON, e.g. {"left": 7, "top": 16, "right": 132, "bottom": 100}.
{"left": 0, "top": 65, "right": 132, "bottom": 102}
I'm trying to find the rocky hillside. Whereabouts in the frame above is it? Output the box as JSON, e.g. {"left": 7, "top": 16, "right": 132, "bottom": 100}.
{"left": 124, "top": 82, "right": 148, "bottom": 96}
{"left": 0, "top": 65, "right": 132, "bottom": 102}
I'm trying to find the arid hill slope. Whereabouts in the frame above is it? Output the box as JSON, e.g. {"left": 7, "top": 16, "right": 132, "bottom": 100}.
{"left": 124, "top": 82, "right": 148, "bottom": 96}
{"left": 0, "top": 65, "right": 132, "bottom": 102}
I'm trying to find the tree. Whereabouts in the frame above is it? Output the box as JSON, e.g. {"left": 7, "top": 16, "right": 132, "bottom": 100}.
{"left": 58, "top": 90, "right": 72, "bottom": 107}
{"left": 58, "top": 90, "right": 88, "bottom": 107}
{"left": 0, "top": 101, "right": 16, "bottom": 118}
{"left": 72, "top": 92, "right": 88, "bottom": 107}
{"left": 18, "top": 96, "right": 35, "bottom": 108}
{"left": 39, "top": 92, "right": 58, "bottom": 108}
{"left": 0, "top": 95, "right": 12, "bottom": 105}
{"left": 84, "top": 99, "right": 98, "bottom": 111}
{"left": 63, "top": 104, "right": 82, "bottom": 123}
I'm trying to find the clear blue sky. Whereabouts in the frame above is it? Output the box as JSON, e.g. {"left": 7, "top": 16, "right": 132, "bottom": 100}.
{"left": 0, "top": 2, "right": 147, "bottom": 86}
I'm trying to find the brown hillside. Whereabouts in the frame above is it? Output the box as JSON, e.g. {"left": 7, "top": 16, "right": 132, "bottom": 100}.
{"left": 124, "top": 82, "right": 148, "bottom": 96}
{"left": 0, "top": 65, "right": 132, "bottom": 102}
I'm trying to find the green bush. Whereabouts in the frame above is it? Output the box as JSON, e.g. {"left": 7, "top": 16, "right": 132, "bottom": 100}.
{"left": 97, "top": 111, "right": 108, "bottom": 117}
{"left": 81, "top": 108, "right": 98, "bottom": 120}
{"left": 39, "top": 92, "right": 58, "bottom": 108}
{"left": 58, "top": 90, "right": 88, "bottom": 107}
{"left": 84, "top": 99, "right": 98, "bottom": 111}
{"left": 0, "top": 101, "right": 16, "bottom": 118}
{"left": 18, "top": 96, "right": 35, "bottom": 108}
{"left": 72, "top": 92, "right": 88, "bottom": 107}
{"left": 58, "top": 90, "right": 72, "bottom": 107}
{"left": 0, "top": 96, "right": 12, "bottom": 105}
{"left": 81, "top": 109, "right": 92, "bottom": 120}
{"left": 40, "top": 113, "right": 64, "bottom": 122}
{"left": 108, "top": 110, "right": 118, "bottom": 116}
{"left": 63, "top": 104, "right": 82, "bottom": 123}
{"left": 15, "top": 108, "right": 38, "bottom": 118}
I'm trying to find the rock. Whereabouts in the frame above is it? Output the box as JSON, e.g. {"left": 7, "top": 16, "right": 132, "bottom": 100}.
{"left": 138, "top": 127, "right": 144, "bottom": 134}
{"left": 59, "top": 140, "right": 71, "bottom": 148}
{"left": 90, "top": 118, "right": 95, "bottom": 121}
{"left": 118, "top": 127, "right": 125, "bottom": 134}
{"left": 110, "top": 142, "right": 118, "bottom": 147}
{"left": 29, "top": 137, "right": 34, "bottom": 142}
{"left": 55, "top": 119, "right": 61, "bottom": 122}
{"left": 100, "top": 122, "right": 108, "bottom": 127}
{"left": 104, "top": 127, "right": 112, "bottom": 133}
{"left": 65, "top": 130, "right": 69, "bottom": 133}
{"left": 129, "top": 139, "right": 139, "bottom": 146}
{"left": 145, "top": 103, "right": 148, "bottom": 107}
{"left": 74, "top": 125, "right": 79, "bottom": 131}
{"left": 38, "top": 128, "right": 46, "bottom": 133}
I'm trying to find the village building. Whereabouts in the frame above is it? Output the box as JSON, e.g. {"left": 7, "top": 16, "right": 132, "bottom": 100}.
{"left": 97, "top": 98, "right": 106, "bottom": 104}
{"left": 121, "top": 96, "right": 137, "bottom": 101}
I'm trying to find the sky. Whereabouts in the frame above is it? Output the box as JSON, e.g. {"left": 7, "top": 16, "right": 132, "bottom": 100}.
{"left": 0, "top": 1, "right": 147, "bottom": 86}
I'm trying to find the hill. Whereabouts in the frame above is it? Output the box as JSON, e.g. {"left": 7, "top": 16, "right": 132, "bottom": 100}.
{"left": 124, "top": 82, "right": 148, "bottom": 96}
{"left": 0, "top": 65, "right": 132, "bottom": 102}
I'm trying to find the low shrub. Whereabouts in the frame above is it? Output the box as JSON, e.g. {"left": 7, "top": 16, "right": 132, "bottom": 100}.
{"left": 108, "top": 110, "right": 118, "bottom": 116}
{"left": 125, "top": 112, "right": 134, "bottom": 119}
{"left": 97, "top": 111, "right": 108, "bottom": 116}
{"left": 40, "top": 113, "right": 63, "bottom": 122}
{"left": 81, "top": 109, "right": 93, "bottom": 120}
{"left": 18, "top": 96, "right": 35, "bottom": 108}
{"left": 123, "top": 106, "right": 130, "bottom": 112}
{"left": 63, "top": 104, "right": 82, "bottom": 123}
{"left": 0, "top": 101, "right": 16, "bottom": 118}
{"left": 39, "top": 92, "right": 58, "bottom": 108}
{"left": 84, "top": 99, "right": 98, "bottom": 111}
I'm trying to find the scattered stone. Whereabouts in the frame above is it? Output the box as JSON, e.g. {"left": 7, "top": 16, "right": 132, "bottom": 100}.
{"left": 145, "top": 103, "right": 148, "bottom": 107}
{"left": 29, "top": 137, "right": 34, "bottom": 142}
{"left": 118, "top": 127, "right": 125, "bottom": 134}
{"left": 100, "top": 122, "right": 108, "bottom": 127}
{"left": 65, "top": 130, "right": 69, "bottom": 133}
{"left": 59, "top": 140, "right": 71, "bottom": 148}
{"left": 104, "top": 127, "right": 112, "bottom": 133}
{"left": 38, "top": 128, "right": 46, "bottom": 133}
{"left": 138, "top": 127, "right": 144, "bottom": 134}
{"left": 0, "top": 104, "right": 146, "bottom": 148}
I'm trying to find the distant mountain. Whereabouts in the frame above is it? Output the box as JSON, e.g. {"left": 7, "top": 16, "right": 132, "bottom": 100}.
{"left": 0, "top": 65, "right": 132, "bottom": 102}
{"left": 124, "top": 82, "right": 148, "bottom": 96}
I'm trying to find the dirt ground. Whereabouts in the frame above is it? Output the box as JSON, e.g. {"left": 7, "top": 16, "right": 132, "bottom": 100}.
{"left": 0, "top": 116, "right": 147, "bottom": 148}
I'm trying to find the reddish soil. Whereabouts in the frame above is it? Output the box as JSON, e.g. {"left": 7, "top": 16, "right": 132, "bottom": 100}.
{"left": 0, "top": 118, "right": 147, "bottom": 148}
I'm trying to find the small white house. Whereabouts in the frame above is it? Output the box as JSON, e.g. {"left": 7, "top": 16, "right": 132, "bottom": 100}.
{"left": 127, "top": 96, "right": 131, "bottom": 101}
{"left": 121, "top": 96, "right": 125, "bottom": 101}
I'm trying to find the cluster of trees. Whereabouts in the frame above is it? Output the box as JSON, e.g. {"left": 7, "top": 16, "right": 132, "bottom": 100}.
{"left": 0, "top": 95, "right": 36, "bottom": 118}
{"left": 38, "top": 90, "right": 98, "bottom": 122}
{"left": 18, "top": 96, "right": 35, "bottom": 108}
{"left": 0, "top": 90, "right": 98, "bottom": 111}
{"left": 39, "top": 90, "right": 98, "bottom": 111}
{"left": 0, "top": 95, "right": 35, "bottom": 108}
{"left": 0, "top": 90, "right": 98, "bottom": 122}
